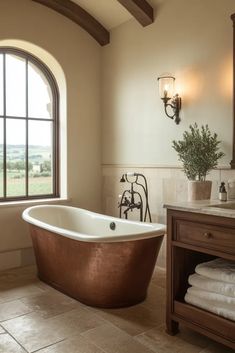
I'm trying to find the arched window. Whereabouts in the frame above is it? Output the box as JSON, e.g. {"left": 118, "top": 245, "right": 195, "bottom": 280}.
{"left": 0, "top": 48, "right": 59, "bottom": 201}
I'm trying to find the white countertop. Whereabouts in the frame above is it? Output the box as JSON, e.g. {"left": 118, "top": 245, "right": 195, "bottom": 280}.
{"left": 164, "top": 200, "right": 235, "bottom": 218}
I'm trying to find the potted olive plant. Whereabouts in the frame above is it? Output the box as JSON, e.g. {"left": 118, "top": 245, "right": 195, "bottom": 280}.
{"left": 172, "top": 123, "right": 225, "bottom": 200}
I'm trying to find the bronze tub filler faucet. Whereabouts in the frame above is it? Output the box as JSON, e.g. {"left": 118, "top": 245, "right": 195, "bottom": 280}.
{"left": 118, "top": 172, "right": 152, "bottom": 222}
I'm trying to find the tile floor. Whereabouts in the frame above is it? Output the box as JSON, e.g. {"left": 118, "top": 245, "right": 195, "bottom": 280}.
{"left": 0, "top": 266, "right": 233, "bottom": 353}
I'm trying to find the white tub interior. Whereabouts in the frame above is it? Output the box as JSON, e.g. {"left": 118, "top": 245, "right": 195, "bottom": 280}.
{"left": 23, "top": 205, "right": 166, "bottom": 242}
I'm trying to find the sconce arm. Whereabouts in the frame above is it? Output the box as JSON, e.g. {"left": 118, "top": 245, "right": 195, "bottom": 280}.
{"left": 164, "top": 103, "right": 175, "bottom": 119}
{"left": 161, "top": 94, "right": 181, "bottom": 124}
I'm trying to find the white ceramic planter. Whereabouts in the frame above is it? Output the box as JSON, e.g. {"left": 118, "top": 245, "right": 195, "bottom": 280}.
{"left": 188, "top": 180, "right": 212, "bottom": 201}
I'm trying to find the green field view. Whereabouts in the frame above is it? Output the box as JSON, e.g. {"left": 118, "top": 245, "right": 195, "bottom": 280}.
{"left": 0, "top": 172, "right": 52, "bottom": 197}
{"left": 0, "top": 144, "right": 52, "bottom": 198}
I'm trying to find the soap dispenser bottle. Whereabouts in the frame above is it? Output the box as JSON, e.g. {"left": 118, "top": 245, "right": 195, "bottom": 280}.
{"left": 219, "top": 182, "right": 227, "bottom": 201}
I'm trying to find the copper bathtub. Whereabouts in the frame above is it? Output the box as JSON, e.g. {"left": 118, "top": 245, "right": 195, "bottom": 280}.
{"left": 23, "top": 205, "right": 165, "bottom": 308}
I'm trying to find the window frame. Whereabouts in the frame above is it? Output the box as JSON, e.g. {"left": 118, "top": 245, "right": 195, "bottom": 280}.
{"left": 0, "top": 47, "right": 59, "bottom": 202}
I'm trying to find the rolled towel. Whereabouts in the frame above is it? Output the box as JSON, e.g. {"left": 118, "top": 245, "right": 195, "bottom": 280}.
{"left": 196, "top": 258, "right": 235, "bottom": 284}
{"left": 185, "top": 292, "right": 235, "bottom": 322}
{"left": 187, "top": 286, "right": 235, "bottom": 309}
{"left": 188, "top": 273, "right": 235, "bottom": 298}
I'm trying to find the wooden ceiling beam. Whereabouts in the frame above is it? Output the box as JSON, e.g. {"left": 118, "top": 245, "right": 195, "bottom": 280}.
{"left": 117, "top": 0, "right": 154, "bottom": 27}
{"left": 32, "top": 0, "right": 110, "bottom": 46}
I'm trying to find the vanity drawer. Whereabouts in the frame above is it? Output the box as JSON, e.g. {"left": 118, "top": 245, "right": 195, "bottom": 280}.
{"left": 175, "top": 220, "right": 235, "bottom": 253}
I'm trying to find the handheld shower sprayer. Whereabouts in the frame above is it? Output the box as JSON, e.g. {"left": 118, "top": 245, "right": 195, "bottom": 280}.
{"left": 118, "top": 172, "right": 152, "bottom": 222}
{"left": 120, "top": 174, "right": 126, "bottom": 182}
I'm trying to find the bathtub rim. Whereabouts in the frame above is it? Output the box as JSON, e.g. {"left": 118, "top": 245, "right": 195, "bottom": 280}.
{"left": 22, "top": 205, "right": 166, "bottom": 243}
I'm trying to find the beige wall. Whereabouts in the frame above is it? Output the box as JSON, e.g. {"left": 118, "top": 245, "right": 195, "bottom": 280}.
{"left": 0, "top": 0, "right": 102, "bottom": 266}
{"left": 101, "top": 0, "right": 235, "bottom": 268}
{"left": 101, "top": 0, "right": 234, "bottom": 166}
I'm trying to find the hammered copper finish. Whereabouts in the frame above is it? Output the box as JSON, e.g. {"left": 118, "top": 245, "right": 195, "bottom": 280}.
{"left": 29, "top": 225, "right": 164, "bottom": 308}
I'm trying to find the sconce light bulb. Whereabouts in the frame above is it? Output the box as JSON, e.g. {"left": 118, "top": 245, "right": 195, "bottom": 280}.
{"left": 157, "top": 75, "right": 181, "bottom": 124}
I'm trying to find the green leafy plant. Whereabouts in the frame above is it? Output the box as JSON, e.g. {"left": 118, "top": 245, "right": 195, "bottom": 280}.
{"left": 172, "top": 123, "right": 225, "bottom": 181}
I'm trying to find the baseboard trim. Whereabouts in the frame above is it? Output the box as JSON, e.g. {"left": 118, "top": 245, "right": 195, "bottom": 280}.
{"left": 0, "top": 247, "right": 35, "bottom": 271}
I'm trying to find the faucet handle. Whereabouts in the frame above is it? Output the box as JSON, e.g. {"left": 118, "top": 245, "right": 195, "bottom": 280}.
{"left": 118, "top": 195, "right": 122, "bottom": 208}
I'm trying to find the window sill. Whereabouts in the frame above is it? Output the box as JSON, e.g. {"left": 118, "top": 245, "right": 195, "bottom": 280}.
{"left": 0, "top": 197, "right": 70, "bottom": 209}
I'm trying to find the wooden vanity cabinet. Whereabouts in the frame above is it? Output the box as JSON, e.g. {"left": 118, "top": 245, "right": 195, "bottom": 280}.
{"left": 166, "top": 209, "right": 235, "bottom": 350}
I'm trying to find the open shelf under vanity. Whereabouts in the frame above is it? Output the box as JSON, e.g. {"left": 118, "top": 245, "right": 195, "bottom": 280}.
{"left": 166, "top": 209, "right": 235, "bottom": 350}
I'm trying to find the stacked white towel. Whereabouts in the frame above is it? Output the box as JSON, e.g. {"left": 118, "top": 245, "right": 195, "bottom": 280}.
{"left": 184, "top": 258, "right": 235, "bottom": 322}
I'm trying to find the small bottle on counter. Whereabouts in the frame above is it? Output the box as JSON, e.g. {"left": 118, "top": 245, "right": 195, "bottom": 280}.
{"left": 219, "top": 182, "right": 227, "bottom": 201}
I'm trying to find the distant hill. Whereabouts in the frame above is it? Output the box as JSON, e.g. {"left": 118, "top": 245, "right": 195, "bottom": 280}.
{"left": 0, "top": 145, "right": 51, "bottom": 163}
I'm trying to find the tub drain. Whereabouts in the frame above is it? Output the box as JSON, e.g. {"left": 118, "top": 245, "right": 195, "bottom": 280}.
{"left": 110, "top": 222, "right": 116, "bottom": 230}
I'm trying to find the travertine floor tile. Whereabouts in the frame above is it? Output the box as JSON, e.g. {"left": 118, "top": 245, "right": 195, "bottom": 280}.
{"left": 82, "top": 323, "right": 153, "bottom": 353}
{"left": 142, "top": 283, "right": 166, "bottom": 310}
{"left": 177, "top": 326, "right": 214, "bottom": 348}
{"left": 0, "top": 266, "right": 36, "bottom": 284}
{"left": 0, "top": 299, "right": 32, "bottom": 322}
{"left": 136, "top": 325, "right": 210, "bottom": 353}
{"left": 33, "top": 281, "right": 72, "bottom": 296}
{"left": 92, "top": 302, "right": 163, "bottom": 336}
{"left": 116, "top": 339, "right": 155, "bottom": 353}
{"left": 2, "top": 307, "right": 105, "bottom": 352}
{"left": 0, "top": 266, "right": 46, "bottom": 304}
{"left": 136, "top": 327, "right": 180, "bottom": 353}
{"left": 199, "top": 342, "right": 235, "bottom": 353}
{"left": 0, "top": 281, "right": 45, "bottom": 304}
{"left": 152, "top": 267, "right": 166, "bottom": 289}
{"left": 21, "top": 291, "right": 80, "bottom": 318}
{"left": 0, "top": 333, "right": 25, "bottom": 353}
{"left": 0, "top": 265, "right": 233, "bottom": 353}
{"left": 37, "top": 334, "right": 104, "bottom": 353}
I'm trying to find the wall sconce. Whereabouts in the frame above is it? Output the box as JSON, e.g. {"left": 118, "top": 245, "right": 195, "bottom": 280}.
{"left": 157, "top": 75, "right": 181, "bottom": 124}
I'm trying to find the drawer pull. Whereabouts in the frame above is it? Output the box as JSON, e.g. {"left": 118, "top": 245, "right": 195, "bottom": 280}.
{"left": 204, "top": 232, "right": 213, "bottom": 239}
